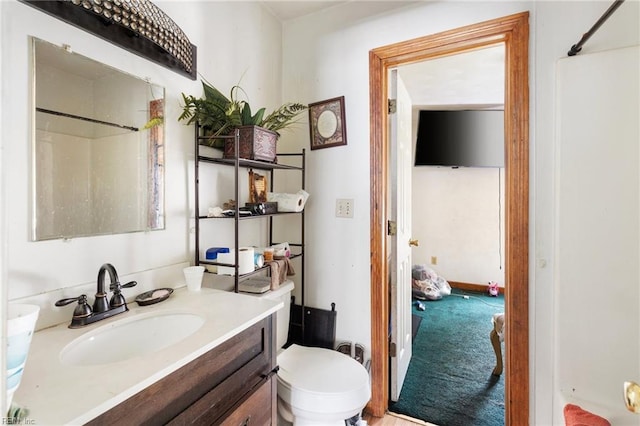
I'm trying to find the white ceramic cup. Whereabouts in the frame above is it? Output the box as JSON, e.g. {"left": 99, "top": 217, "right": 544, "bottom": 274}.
{"left": 184, "top": 266, "right": 205, "bottom": 292}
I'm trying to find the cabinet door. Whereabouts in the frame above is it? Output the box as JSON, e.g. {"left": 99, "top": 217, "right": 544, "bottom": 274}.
{"left": 89, "top": 316, "right": 274, "bottom": 426}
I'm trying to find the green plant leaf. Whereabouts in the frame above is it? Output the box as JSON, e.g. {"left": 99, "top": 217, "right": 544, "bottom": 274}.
{"left": 251, "top": 107, "right": 266, "bottom": 125}
{"left": 143, "top": 117, "right": 164, "bottom": 129}
{"left": 261, "top": 103, "right": 308, "bottom": 132}
{"left": 179, "top": 78, "right": 307, "bottom": 137}
{"left": 241, "top": 102, "right": 252, "bottom": 124}
{"left": 202, "top": 80, "right": 230, "bottom": 105}
{"left": 225, "top": 101, "right": 243, "bottom": 128}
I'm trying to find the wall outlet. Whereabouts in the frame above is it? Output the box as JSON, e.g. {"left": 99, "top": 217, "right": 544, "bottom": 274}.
{"left": 336, "top": 198, "right": 354, "bottom": 218}
{"left": 431, "top": 256, "right": 438, "bottom": 265}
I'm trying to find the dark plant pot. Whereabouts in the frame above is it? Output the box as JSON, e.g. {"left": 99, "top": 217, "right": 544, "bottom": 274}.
{"left": 224, "top": 125, "right": 278, "bottom": 163}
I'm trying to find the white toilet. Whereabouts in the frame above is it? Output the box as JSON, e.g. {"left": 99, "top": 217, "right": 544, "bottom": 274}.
{"left": 252, "top": 280, "right": 371, "bottom": 425}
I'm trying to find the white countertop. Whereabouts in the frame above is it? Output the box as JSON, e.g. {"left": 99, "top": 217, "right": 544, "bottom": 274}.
{"left": 12, "top": 287, "right": 283, "bottom": 425}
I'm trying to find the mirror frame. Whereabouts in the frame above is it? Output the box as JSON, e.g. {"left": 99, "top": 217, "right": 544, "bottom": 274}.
{"left": 19, "top": 0, "right": 197, "bottom": 80}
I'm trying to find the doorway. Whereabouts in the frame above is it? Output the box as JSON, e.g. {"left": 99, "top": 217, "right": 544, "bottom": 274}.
{"left": 368, "top": 12, "right": 530, "bottom": 425}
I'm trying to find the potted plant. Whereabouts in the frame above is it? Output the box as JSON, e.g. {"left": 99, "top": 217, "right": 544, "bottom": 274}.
{"left": 179, "top": 79, "right": 307, "bottom": 162}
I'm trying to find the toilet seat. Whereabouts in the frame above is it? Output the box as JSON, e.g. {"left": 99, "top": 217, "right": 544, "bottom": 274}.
{"left": 277, "top": 344, "right": 370, "bottom": 419}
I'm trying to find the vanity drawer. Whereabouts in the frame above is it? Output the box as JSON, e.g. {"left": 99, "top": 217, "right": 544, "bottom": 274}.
{"left": 87, "top": 315, "right": 275, "bottom": 426}
{"left": 168, "top": 346, "right": 276, "bottom": 425}
{"left": 219, "top": 377, "right": 274, "bottom": 425}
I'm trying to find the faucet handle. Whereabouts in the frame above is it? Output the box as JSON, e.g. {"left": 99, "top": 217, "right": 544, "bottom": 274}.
{"left": 55, "top": 294, "right": 86, "bottom": 306}
{"left": 123, "top": 280, "right": 137, "bottom": 288}
{"left": 55, "top": 294, "right": 92, "bottom": 318}
{"left": 110, "top": 280, "right": 137, "bottom": 292}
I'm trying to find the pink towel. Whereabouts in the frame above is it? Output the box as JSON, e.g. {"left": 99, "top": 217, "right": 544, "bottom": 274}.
{"left": 564, "top": 404, "right": 611, "bottom": 426}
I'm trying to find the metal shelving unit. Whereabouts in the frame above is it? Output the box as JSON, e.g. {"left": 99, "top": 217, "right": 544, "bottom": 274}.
{"left": 193, "top": 124, "right": 306, "bottom": 303}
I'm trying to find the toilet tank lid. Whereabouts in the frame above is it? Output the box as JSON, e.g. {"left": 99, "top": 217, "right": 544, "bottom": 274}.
{"left": 277, "top": 344, "right": 369, "bottom": 394}
{"left": 240, "top": 277, "right": 294, "bottom": 300}
{"left": 271, "top": 280, "right": 294, "bottom": 296}
{"left": 254, "top": 280, "right": 294, "bottom": 299}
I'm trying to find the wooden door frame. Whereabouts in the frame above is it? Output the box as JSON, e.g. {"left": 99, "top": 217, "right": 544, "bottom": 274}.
{"left": 368, "top": 12, "right": 530, "bottom": 425}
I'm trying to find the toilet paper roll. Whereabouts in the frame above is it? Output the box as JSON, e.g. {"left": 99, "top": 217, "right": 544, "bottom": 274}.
{"left": 267, "top": 190, "right": 309, "bottom": 212}
{"left": 217, "top": 247, "right": 255, "bottom": 275}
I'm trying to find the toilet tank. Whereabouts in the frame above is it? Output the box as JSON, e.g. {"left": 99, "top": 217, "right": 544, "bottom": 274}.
{"left": 251, "top": 280, "right": 294, "bottom": 350}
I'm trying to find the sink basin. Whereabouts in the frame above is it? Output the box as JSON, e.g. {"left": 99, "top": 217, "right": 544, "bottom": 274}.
{"left": 60, "top": 311, "right": 205, "bottom": 366}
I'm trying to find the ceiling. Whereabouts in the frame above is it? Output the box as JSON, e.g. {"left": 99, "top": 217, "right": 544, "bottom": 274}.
{"left": 261, "top": 1, "right": 348, "bottom": 21}
{"left": 261, "top": 1, "right": 417, "bottom": 21}
{"left": 261, "top": 1, "right": 505, "bottom": 108}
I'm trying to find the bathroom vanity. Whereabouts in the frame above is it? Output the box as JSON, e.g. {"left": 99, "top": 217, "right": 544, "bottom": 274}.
{"left": 12, "top": 288, "right": 281, "bottom": 424}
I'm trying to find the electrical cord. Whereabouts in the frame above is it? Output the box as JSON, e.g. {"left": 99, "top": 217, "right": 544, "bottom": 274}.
{"left": 449, "top": 290, "right": 504, "bottom": 309}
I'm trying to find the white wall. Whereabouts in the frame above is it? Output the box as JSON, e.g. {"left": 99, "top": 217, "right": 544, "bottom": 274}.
{"left": 282, "top": 0, "right": 640, "bottom": 425}
{"left": 0, "top": 0, "right": 6, "bottom": 412}
{"left": 411, "top": 106, "right": 506, "bottom": 288}
{"left": 412, "top": 166, "right": 506, "bottom": 287}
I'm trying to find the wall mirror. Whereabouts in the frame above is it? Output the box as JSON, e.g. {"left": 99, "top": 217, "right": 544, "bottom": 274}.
{"left": 32, "top": 37, "right": 165, "bottom": 241}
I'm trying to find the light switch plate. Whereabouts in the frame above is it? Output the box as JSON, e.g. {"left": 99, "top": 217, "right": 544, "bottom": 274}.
{"left": 336, "top": 198, "right": 354, "bottom": 218}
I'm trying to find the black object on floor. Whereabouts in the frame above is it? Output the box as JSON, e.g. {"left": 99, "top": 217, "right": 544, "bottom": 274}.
{"left": 287, "top": 299, "right": 336, "bottom": 349}
{"left": 412, "top": 314, "right": 422, "bottom": 340}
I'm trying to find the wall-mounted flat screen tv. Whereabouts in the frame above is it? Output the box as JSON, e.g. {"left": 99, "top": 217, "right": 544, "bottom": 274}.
{"left": 414, "top": 110, "right": 504, "bottom": 168}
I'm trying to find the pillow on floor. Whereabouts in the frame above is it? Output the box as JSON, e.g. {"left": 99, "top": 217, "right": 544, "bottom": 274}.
{"left": 564, "top": 404, "right": 611, "bottom": 426}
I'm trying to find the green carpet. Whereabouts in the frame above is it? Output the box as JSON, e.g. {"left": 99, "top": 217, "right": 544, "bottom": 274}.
{"left": 390, "top": 289, "right": 505, "bottom": 426}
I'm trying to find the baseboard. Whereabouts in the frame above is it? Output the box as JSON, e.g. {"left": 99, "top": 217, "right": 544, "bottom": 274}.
{"left": 449, "top": 281, "right": 504, "bottom": 295}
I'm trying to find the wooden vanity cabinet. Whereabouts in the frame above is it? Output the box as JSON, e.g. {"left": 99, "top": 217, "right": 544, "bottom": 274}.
{"left": 87, "top": 315, "right": 277, "bottom": 425}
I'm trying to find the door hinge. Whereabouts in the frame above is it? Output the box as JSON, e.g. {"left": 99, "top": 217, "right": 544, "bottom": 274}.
{"left": 387, "top": 220, "right": 397, "bottom": 236}
{"left": 389, "top": 341, "right": 397, "bottom": 358}
{"left": 388, "top": 99, "right": 397, "bottom": 114}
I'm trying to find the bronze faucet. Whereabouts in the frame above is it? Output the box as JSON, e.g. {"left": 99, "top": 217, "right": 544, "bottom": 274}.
{"left": 55, "top": 263, "right": 137, "bottom": 328}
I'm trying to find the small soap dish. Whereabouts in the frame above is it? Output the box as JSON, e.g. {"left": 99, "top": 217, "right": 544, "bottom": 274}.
{"left": 135, "top": 288, "right": 174, "bottom": 306}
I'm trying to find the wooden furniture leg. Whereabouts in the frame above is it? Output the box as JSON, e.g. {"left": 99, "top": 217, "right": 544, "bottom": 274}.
{"left": 491, "top": 313, "right": 505, "bottom": 376}
{"left": 490, "top": 328, "right": 503, "bottom": 376}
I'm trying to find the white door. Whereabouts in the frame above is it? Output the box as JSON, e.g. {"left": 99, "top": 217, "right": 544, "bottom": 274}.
{"left": 389, "top": 69, "right": 414, "bottom": 401}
